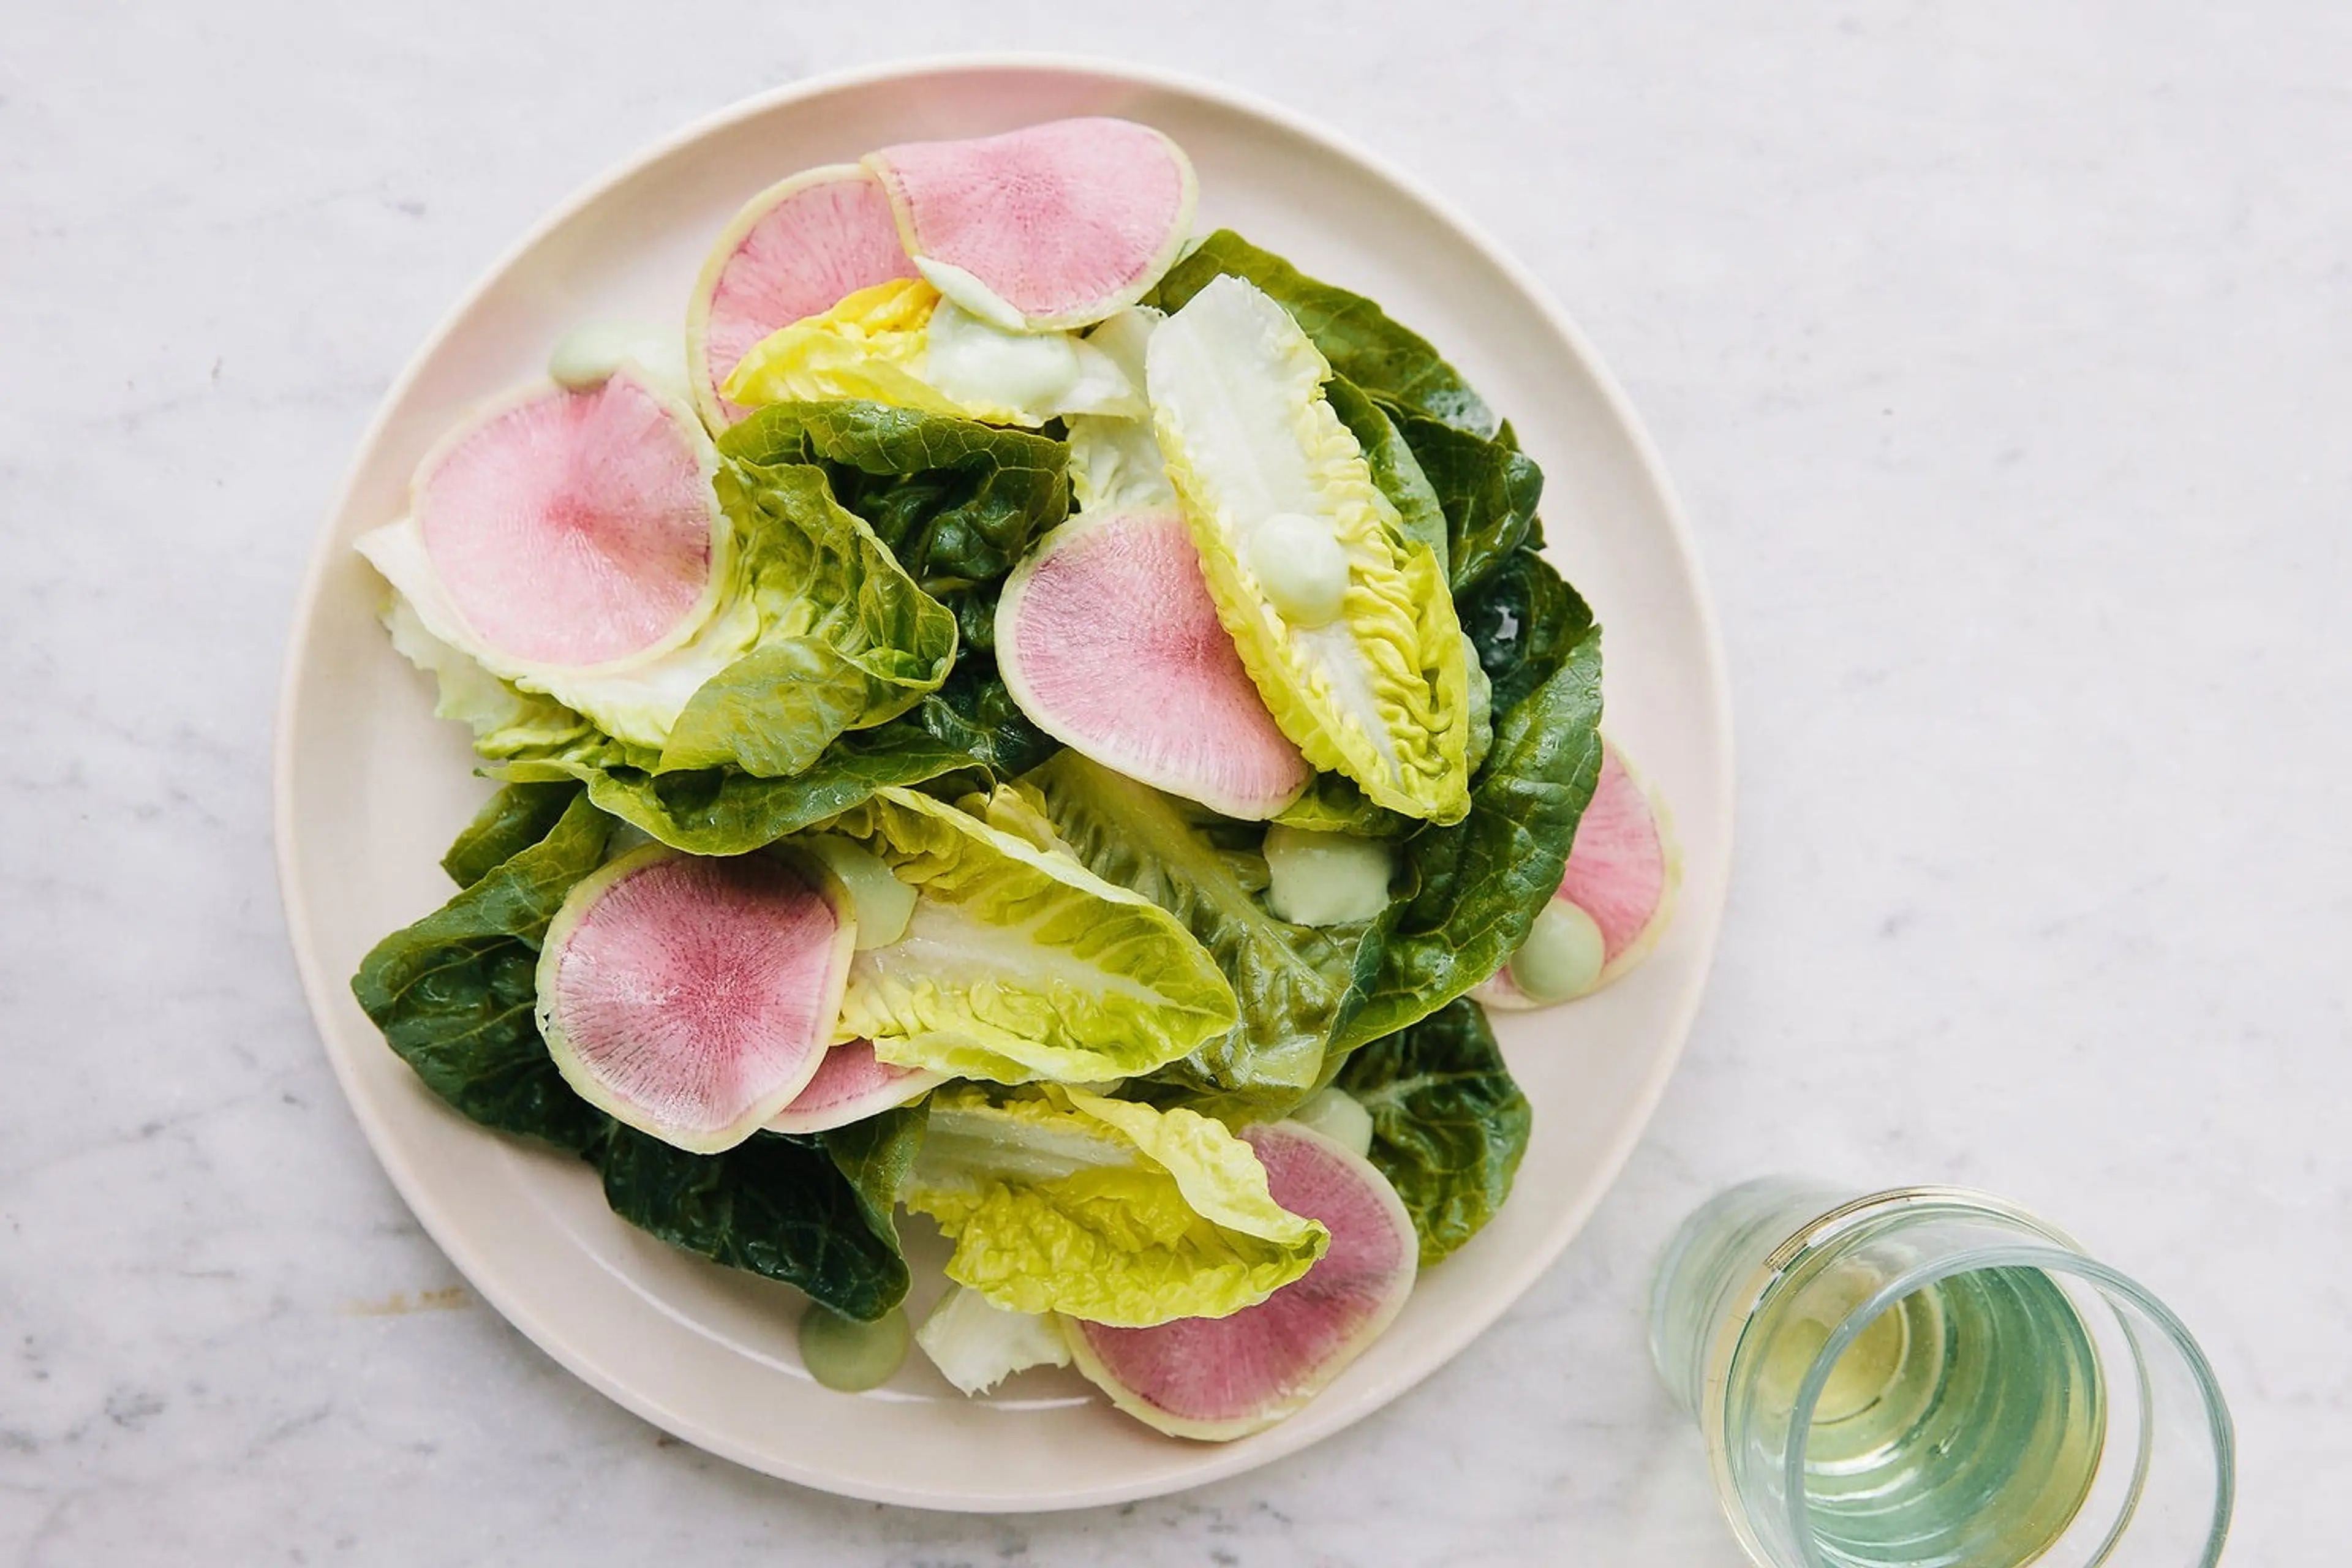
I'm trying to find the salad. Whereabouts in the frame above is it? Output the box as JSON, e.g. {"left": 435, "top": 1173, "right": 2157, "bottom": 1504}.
{"left": 349, "top": 117, "right": 1679, "bottom": 1441}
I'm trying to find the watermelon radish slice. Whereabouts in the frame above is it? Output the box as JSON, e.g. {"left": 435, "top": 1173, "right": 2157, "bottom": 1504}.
{"left": 863, "top": 119, "right": 1197, "bottom": 333}
{"left": 384, "top": 368, "right": 727, "bottom": 673}
{"left": 996, "top": 508, "right": 1311, "bottom": 820}
{"left": 1063, "top": 1120, "right": 1417, "bottom": 1441}
{"left": 536, "top": 845, "right": 855, "bottom": 1153}
{"left": 764, "top": 1039, "right": 941, "bottom": 1136}
{"left": 686, "top": 164, "right": 919, "bottom": 428}
{"left": 1476, "top": 741, "right": 1681, "bottom": 1008}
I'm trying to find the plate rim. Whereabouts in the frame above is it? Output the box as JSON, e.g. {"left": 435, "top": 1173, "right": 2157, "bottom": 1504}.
{"left": 273, "top": 50, "right": 1736, "bottom": 1512}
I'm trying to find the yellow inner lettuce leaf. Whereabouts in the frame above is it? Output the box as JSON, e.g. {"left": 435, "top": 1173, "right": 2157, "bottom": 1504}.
{"left": 722, "top": 279, "right": 1145, "bottom": 430}
{"left": 903, "top": 1086, "right": 1328, "bottom": 1326}
{"left": 722, "top": 278, "right": 968, "bottom": 418}
{"left": 1147, "top": 275, "right": 1471, "bottom": 823}
{"left": 813, "top": 788, "right": 1238, "bottom": 1083}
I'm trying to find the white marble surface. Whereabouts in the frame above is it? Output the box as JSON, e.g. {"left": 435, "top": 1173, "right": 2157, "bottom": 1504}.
{"left": 2, "top": 2, "right": 2343, "bottom": 1561}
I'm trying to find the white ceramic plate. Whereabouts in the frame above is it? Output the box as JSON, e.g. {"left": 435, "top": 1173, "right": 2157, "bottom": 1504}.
{"left": 275, "top": 55, "right": 1731, "bottom": 1512}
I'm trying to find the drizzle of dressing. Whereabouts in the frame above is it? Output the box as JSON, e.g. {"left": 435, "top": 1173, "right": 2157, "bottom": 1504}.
{"left": 799, "top": 1303, "right": 911, "bottom": 1392}
{"left": 1262, "top": 824, "right": 1393, "bottom": 925}
{"left": 1508, "top": 899, "right": 1607, "bottom": 1001}
{"left": 1249, "top": 512, "right": 1350, "bottom": 628}
{"left": 1291, "top": 1087, "right": 1374, "bottom": 1157}
{"left": 924, "top": 300, "right": 1085, "bottom": 414}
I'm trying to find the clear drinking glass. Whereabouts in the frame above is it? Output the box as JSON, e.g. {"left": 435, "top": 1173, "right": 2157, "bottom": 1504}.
{"left": 1649, "top": 1179, "right": 2234, "bottom": 1568}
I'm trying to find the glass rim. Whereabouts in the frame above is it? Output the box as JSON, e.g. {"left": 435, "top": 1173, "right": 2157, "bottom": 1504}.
{"left": 1754, "top": 1202, "right": 2237, "bottom": 1568}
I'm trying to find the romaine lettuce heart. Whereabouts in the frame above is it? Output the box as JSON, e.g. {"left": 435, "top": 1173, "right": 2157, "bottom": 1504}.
{"left": 903, "top": 1085, "right": 1327, "bottom": 1326}
{"left": 811, "top": 787, "right": 1237, "bottom": 1084}
{"left": 1147, "top": 275, "right": 1472, "bottom": 823}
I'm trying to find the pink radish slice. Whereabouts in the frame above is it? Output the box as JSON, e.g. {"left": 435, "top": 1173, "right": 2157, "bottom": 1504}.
{"left": 997, "top": 508, "right": 1311, "bottom": 820}
{"left": 864, "top": 118, "right": 1196, "bottom": 331}
{"left": 1063, "top": 1121, "right": 1417, "bottom": 1441}
{"left": 536, "top": 846, "right": 854, "bottom": 1154}
{"left": 765, "top": 1039, "right": 941, "bottom": 1136}
{"left": 685, "top": 164, "right": 919, "bottom": 427}
{"left": 413, "top": 369, "right": 722, "bottom": 668}
{"left": 1476, "top": 741, "right": 1681, "bottom": 1009}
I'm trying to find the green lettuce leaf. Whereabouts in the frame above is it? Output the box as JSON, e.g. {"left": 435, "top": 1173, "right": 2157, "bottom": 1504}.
{"left": 439, "top": 780, "right": 584, "bottom": 888}
{"left": 722, "top": 399, "right": 1069, "bottom": 586}
{"left": 1021, "top": 752, "right": 1358, "bottom": 1101}
{"left": 496, "top": 722, "right": 981, "bottom": 856}
{"left": 815, "top": 788, "right": 1239, "bottom": 1083}
{"left": 819, "top": 1101, "right": 929, "bottom": 1254}
{"left": 1270, "top": 772, "right": 1413, "bottom": 839}
{"left": 349, "top": 791, "right": 614, "bottom": 1154}
{"left": 1463, "top": 544, "right": 1599, "bottom": 714}
{"left": 1389, "top": 410, "right": 1545, "bottom": 597}
{"left": 903, "top": 1085, "right": 1327, "bottom": 1325}
{"left": 1332, "top": 552, "right": 1605, "bottom": 1053}
{"left": 660, "top": 458, "right": 958, "bottom": 776}
{"left": 1148, "top": 275, "right": 1472, "bottom": 822}
{"left": 903, "top": 650, "right": 1060, "bottom": 777}
{"left": 1335, "top": 999, "right": 1531, "bottom": 1265}
{"left": 597, "top": 1122, "right": 913, "bottom": 1322}
{"left": 1328, "top": 375, "right": 1449, "bottom": 578}
{"left": 491, "top": 644, "right": 1053, "bottom": 859}
{"left": 1147, "top": 229, "right": 1497, "bottom": 437}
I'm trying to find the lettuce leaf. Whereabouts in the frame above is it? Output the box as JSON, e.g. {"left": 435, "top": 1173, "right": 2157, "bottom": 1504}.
{"left": 904, "top": 652, "right": 1060, "bottom": 777}
{"left": 903, "top": 1085, "right": 1327, "bottom": 1325}
{"left": 720, "top": 278, "right": 968, "bottom": 417}
{"left": 1147, "top": 230, "right": 1497, "bottom": 437}
{"left": 597, "top": 1111, "right": 921, "bottom": 1323}
{"left": 1021, "top": 753, "right": 1358, "bottom": 1101}
{"left": 1388, "top": 410, "right": 1545, "bottom": 597}
{"left": 807, "top": 1099, "right": 929, "bottom": 1256}
{"left": 1270, "top": 772, "right": 1414, "bottom": 839}
{"left": 915, "top": 1285, "right": 1071, "bottom": 1395}
{"left": 659, "top": 457, "right": 958, "bottom": 776}
{"left": 350, "top": 790, "right": 614, "bottom": 1154}
{"left": 815, "top": 788, "right": 1238, "bottom": 1083}
{"left": 721, "top": 399, "right": 1069, "bottom": 586}
{"left": 491, "top": 649, "right": 1056, "bottom": 858}
{"left": 380, "top": 598, "right": 593, "bottom": 760}
{"left": 1332, "top": 551, "right": 1604, "bottom": 1052}
{"left": 1327, "top": 375, "right": 1449, "bottom": 579}
{"left": 1148, "top": 276, "right": 1472, "bottom": 823}
{"left": 721, "top": 279, "right": 1142, "bottom": 430}
{"left": 1335, "top": 999, "right": 1531, "bottom": 1265}
{"left": 439, "top": 780, "right": 585, "bottom": 889}
{"left": 493, "top": 723, "right": 973, "bottom": 857}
